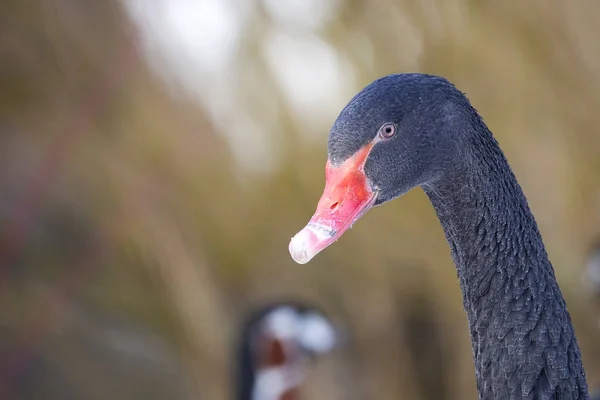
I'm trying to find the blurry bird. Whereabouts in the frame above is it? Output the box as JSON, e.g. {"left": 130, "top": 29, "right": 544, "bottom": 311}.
{"left": 235, "top": 302, "right": 338, "bottom": 400}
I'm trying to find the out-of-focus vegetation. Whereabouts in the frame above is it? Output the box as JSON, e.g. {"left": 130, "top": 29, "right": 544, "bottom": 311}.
{"left": 1, "top": 0, "right": 600, "bottom": 399}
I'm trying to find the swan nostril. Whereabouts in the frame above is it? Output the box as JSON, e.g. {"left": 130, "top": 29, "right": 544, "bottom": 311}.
{"left": 329, "top": 202, "right": 339, "bottom": 210}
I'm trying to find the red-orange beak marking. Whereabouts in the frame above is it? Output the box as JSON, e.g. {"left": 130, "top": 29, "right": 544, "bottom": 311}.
{"left": 289, "top": 143, "right": 378, "bottom": 264}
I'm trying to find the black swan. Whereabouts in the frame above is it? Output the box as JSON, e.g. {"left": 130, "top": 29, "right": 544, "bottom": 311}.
{"left": 236, "top": 302, "right": 337, "bottom": 400}
{"left": 288, "top": 74, "right": 589, "bottom": 399}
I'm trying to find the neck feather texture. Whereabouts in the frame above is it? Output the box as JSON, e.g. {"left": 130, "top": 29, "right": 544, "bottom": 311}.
{"left": 423, "top": 123, "right": 589, "bottom": 400}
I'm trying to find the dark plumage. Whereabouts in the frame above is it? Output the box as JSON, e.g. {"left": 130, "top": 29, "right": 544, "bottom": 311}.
{"left": 290, "top": 73, "right": 590, "bottom": 399}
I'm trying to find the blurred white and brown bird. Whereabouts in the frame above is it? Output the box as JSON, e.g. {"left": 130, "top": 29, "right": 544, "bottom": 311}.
{"left": 235, "top": 302, "right": 337, "bottom": 400}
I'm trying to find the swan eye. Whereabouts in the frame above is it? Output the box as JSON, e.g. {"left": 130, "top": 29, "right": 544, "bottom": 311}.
{"left": 378, "top": 123, "right": 396, "bottom": 139}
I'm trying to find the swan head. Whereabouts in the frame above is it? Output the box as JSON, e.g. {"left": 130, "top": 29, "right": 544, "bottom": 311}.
{"left": 290, "top": 73, "right": 468, "bottom": 264}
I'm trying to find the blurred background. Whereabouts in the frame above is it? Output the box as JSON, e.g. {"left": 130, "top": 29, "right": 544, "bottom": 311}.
{"left": 1, "top": 0, "right": 600, "bottom": 399}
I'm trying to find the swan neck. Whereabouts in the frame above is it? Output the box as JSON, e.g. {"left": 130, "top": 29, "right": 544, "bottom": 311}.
{"left": 422, "top": 128, "right": 589, "bottom": 398}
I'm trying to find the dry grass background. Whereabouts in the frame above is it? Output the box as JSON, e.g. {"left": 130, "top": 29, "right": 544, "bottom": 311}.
{"left": 1, "top": 0, "right": 600, "bottom": 399}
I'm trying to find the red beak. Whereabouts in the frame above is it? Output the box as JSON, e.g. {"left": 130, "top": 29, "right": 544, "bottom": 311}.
{"left": 289, "top": 143, "right": 378, "bottom": 264}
